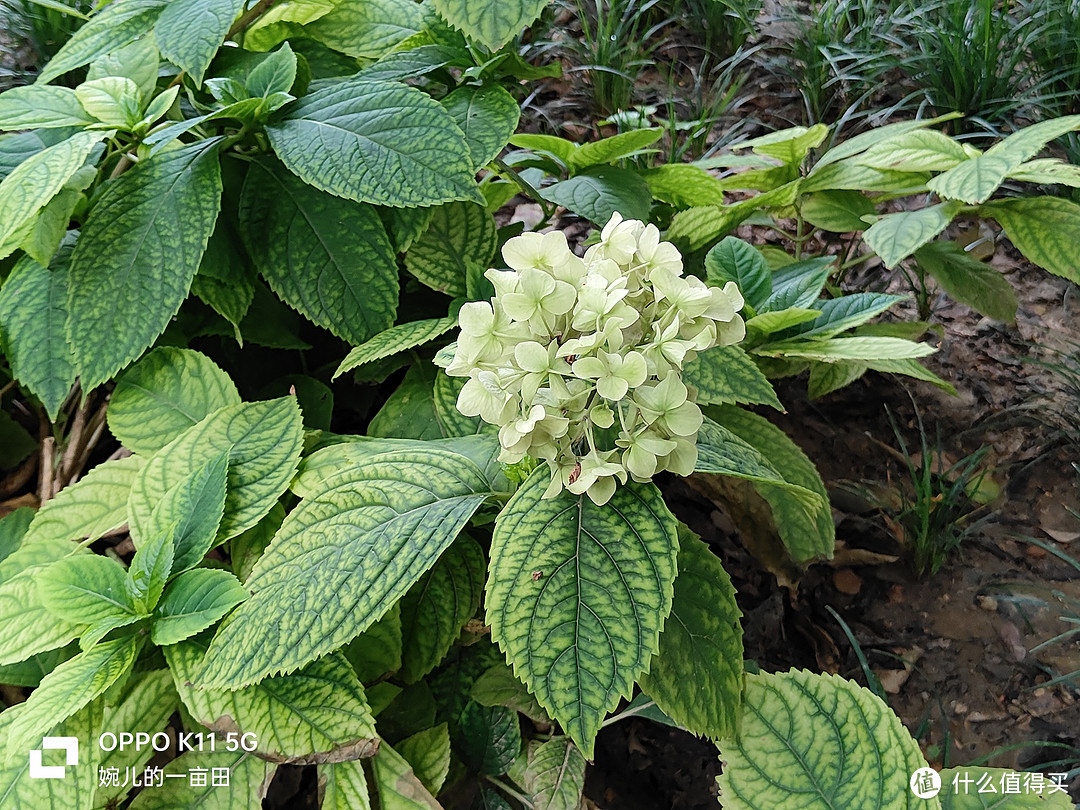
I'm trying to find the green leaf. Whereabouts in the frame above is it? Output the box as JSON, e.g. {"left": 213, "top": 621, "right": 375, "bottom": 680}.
{"left": 266, "top": 78, "right": 480, "bottom": 208}
{"left": 756, "top": 336, "right": 935, "bottom": 361}
{"left": 985, "top": 114, "right": 1080, "bottom": 164}
{"left": 937, "top": 768, "right": 1074, "bottom": 809}
{"left": 865, "top": 357, "right": 956, "bottom": 396}
{"left": 246, "top": 42, "right": 297, "bottom": 97}
{"left": 37, "top": 554, "right": 138, "bottom": 627}
{"left": 368, "top": 364, "right": 446, "bottom": 439}
{"left": 192, "top": 220, "right": 256, "bottom": 336}
{"left": 230, "top": 502, "right": 284, "bottom": 583}
{"left": 384, "top": 205, "right": 434, "bottom": 252}
{"left": 127, "top": 398, "right": 303, "bottom": 542}
{"left": 927, "top": 154, "right": 1016, "bottom": 205}
{"left": 0, "top": 574, "right": 83, "bottom": 666}
{"left": 716, "top": 670, "right": 932, "bottom": 810}
{"left": 405, "top": 201, "right": 497, "bottom": 297}
{"left": 0, "top": 130, "right": 103, "bottom": 258}
{"left": 127, "top": 526, "right": 174, "bottom": 612}
{"left": 0, "top": 85, "right": 95, "bottom": 130}
{"left": 470, "top": 664, "right": 548, "bottom": 725}
{"left": 801, "top": 163, "right": 928, "bottom": 195}
{"left": 75, "top": 76, "right": 142, "bottom": 128}
{"left": 800, "top": 189, "right": 876, "bottom": 233}
{"left": 154, "top": 0, "right": 246, "bottom": 84}
{"left": 37, "top": 0, "right": 169, "bottom": 84}
{"left": 508, "top": 133, "right": 575, "bottom": 164}
{"left": 0, "top": 253, "right": 77, "bottom": 420}
{"left": 0, "top": 412, "right": 35, "bottom": 471}
{"left": 788, "top": 292, "right": 906, "bottom": 339}
{"left": 433, "top": 371, "right": 491, "bottom": 437}
{"left": 812, "top": 113, "right": 962, "bottom": 169}
{"left": 87, "top": 35, "right": 161, "bottom": 104}
{"left": 19, "top": 180, "right": 83, "bottom": 267}
{"left": 914, "top": 241, "right": 1018, "bottom": 322}
{"left": 640, "top": 163, "right": 726, "bottom": 208}
{"left": 683, "top": 344, "right": 781, "bottom": 410}
{"left": 856, "top": 128, "right": 968, "bottom": 173}
{"left": 745, "top": 308, "right": 821, "bottom": 338}
{"left": 0, "top": 701, "right": 98, "bottom": 809}
{"left": 980, "top": 197, "right": 1080, "bottom": 284}
{"left": 319, "top": 759, "right": 372, "bottom": 810}
{"left": 863, "top": 202, "right": 961, "bottom": 268}
{"left": 458, "top": 702, "right": 521, "bottom": 775}
{"left": 151, "top": 569, "right": 246, "bottom": 646}
{"left": 487, "top": 473, "right": 678, "bottom": 757}
{"left": 567, "top": 128, "right": 662, "bottom": 172}
{"left": 307, "top": 0, "right": 423, "bottom": 59}
{"left": 397, "top": 724, "right": 451, "bottom": 795}
{"left": 638, "top": 526, "right": 742, "bottom": 739}
{"left": 136, "top": 452, "right": 228, "bottom": 572}
{"left": 666, "top": 182, "right": 801, "bottom": 253}
{"left": 107, "top": 346, "right": 240, "bottom": 455}
{"left": 541, "top": 166, "right": 651, "bottom": 225}
{"left": 23, "top": 455, "right": 144, "bottom": 546}
{"left": 1008, "top": 157, "right": 1080, "bottom": 187}
{"left": 334, "top": 317, "right": 455, "bottom": 379}
{"left": 0, "top": 508, "right": 33, "bottom": 565}
{"left": 807, "top": 360, "right": 868, "bottom": 399}
{"left": 441, "top": 85, "right": 520, "bottom": 170}
{"left": 400, "top": 535, "right": 485, "bottom": 683}
{"left": 197, "top": 447, "right": 494, "bottom": 689}
{"left": 735, "top": 124, "right": 828, "bottom": 166}
{"left": 706, "top": 405, "right": 833, "bottom": 561}
{"left": 432, "top": 0, "right": 549, "bottom": 50}
{"left": 67, "top": 138, "right": 223, "bottom": 390}
{"left": 239, "top": 159, "right": 398, "bottom": 344}
{"left": 0, "top": 130, "right": 62, "bottom": 180}
{"left": 6, "top": 636, "right": 139, "bottom": 757}
{"left": 343, "top": 602, "right": 402, "bottom": 683}
{"left": 126, "top": 749, "right": 275, "bottom": 810}
{"left": 762, "top": 257, "right": 835, "bottom": 312}
{"left": 704, "top": 236, "right": 771, "bottom": 310}
{"left": 167, "top": 637, "right": 377, "bottom": 764}
{"left": 515, "top": 737, "right": 587, "bottom": 810}
{"left": 371, "top": 742, "right": 443, "bottom": 810}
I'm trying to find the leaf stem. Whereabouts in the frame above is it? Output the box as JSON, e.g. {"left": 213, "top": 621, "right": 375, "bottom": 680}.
{"left": 484, "top": 775, "right": 534, "bottom": 808}
{"left": 227, "top": 0, "right": 278, "bottom": 40}
{"left": 493, "top": 157, "right": 556, "bottom": 221}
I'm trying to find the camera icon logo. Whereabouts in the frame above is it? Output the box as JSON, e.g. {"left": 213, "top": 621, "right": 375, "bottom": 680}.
{"left": 28, "top": 737, "right": 78, "bottom": 779}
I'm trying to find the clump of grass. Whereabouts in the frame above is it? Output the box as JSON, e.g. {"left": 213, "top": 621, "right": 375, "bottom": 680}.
{"left": 663, "top": 0, "right": 761, "bottom": 62}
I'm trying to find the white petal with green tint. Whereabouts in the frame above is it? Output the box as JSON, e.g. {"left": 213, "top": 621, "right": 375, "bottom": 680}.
{"left": 486, "top": 472, "right": 678, "bottom": 757}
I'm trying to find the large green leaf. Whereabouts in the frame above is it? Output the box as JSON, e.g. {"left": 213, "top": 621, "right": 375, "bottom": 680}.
{"left": 756, "top": 336, "right": 935, "bottom": 362}
{"left": 704, "top": 236, "right": 770, "bottom": 310}
{"left": 640, "top": 163, "right": 727, "bottom": 208}
{"left": 540, "top": 166, "right": 651, "bottom": 225}
{"left": 197, "top": 447, "right": 494, "bottom": 689}
{"left": 107, "top": 347, "right": 240, "bottom": 455}
{"left": 126, "top": 749, "right": 275, "bottom": 810}
{"left": 568, "top": 129, "right": 662, "bottom": 172}
{"left": 239, "top": 159, "right": 398, "bottom": 344}
{"left": 863, "top": 202, "right": 961, "bottom": 268}
{"left": 0, "top": 570, "right": 83, "bottom": 666}
{"left": 368, "top": 364, "right": 446, "bottom": 439}
{"left": 812, "top": 113, "right": 961, "bottom": 169}
{"left": 399, "top": 535, "right": 485, "bottom": 683}
{"left": 0, "top": 252, "right": 77, "bottom": 420}
{"left": 927, "top": 154, "right": 1015, "bottom": 205}
{"left": 23, "top": 455, "right": 144, "bottom": 546}
{"left": 166, "top": 637, "right": 377, "bottom": 764}
{"left": 127, "top": 398, "right": 303, "bottom": 542}
{"left": 0, "top": 85, "right": 95, "bottom": 130}
{"left": 67, "top": 138, "right": 223, "bottom": 390}
{"left": 37, "top": 0, "right": 169, "bottom": 84}
{"left": 513, "top": 737, "right": 587, "bottom": 810}
{"left": 706, "top": 406, "right": 833, "bottom": 562}
{"left": 856, "top": 129, "right": 967, "bottom": 173}
{"left": 799, "top": 189, "right": 877, "bottom": 233}
{"left": 151, "top": 569, "right": 246, "bottom": 646}
{"left": 717, "top": 670, "right": 933, "bottom": 810}
{"left": 396, "top": 724, "right": 451, "bottom": 796}
{"left": 486, "top": 473, "right": 678, "bottom": 757}
{"left": 937, "top": 768, "right": 1074, "bottom": 809}
{"left": 785, "top": 292, "right": 904, "bottom": 339}
{"left": 154, "top": 0, "right": 246, "bottom": 84}
{"left": 639, "top": 527, "right": 742, "bottom": 739}
{"left": 36, "top": 554, "right": 140, "bottom": 636}
{"left": 266, "top": 78, "right": 479, "bottom": 208}
{"left": 0, "top": 130, "right": 103, "bottom": 257}
{"left": 981, "top": 197, "right": 1080, "bottom": 285}
{"left": 684, "top": 344, "right": 782, "bottom": 410}
{"left": 308, "top": 0, "right": 423, "bottom": 59}
{"left": 343, "top": 603, "right": 402, "bottom": 684}
{"left": 6, "top": 636, "right": 139, "bottom": 757}
{"left": 405, "top": 201, "right": 497, "bottom": 297}
{"left": 334, "top": 317, "right": 455, "bottom": 379}
{"left": 457, "top": 702, "right": 521, "bottom": 775}
{"left": 441, "top": 85, "right": 520, "bottom": 170}
{"left": 432, "top": 0, "right": 549, "bottom": 50}
{"left": 914, "top": 241, "right": 1018, "bottom": 322}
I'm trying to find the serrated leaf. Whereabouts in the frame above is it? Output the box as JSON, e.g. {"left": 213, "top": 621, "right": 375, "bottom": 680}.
{"left": 508, "top": 133, "right": 576, "bottom": 164}
{"left": 981, "top": 197, "right": 1080, "bottom": 285}
{"left": 229, "top": 502, "right": 284, "bottom": 583}
{"left": 37, "top": 0, "right": 169, "bottom": 84}
{"left": 371, "top": 742, "right": 443, "bottom": 810}
{"left": 127, "top": 398, "right": 303, "bottom": 542}
{"left": 706, "top": 405, "right": 833, "bottom": 562}
{"left": 23, "top": 456, "right": 144, "bottom": 546}
{"left": 406, "top": 201, "right": 497, "bottom": 297}
{"left": 0, "top": 252, "right": 77, "bottom": 420}
{"left": 540, "top": 166, "right": 651, "bottom": 225}
{"left": 319, "top": 759, "right": 372, "bottom": 810}
{"left": 369, "top": 364, "right": 446, "bottom": 439}
{"left": 37, "top": 554, "right": 139, "bottom": 629}
{"left": 704, "top": 236, "right": 770, "bottom": 310}
{"left": 87, "top": 36, "right": 161, "bottom": 104}
{"left": 807, "top": 360, "right": 868, "bottom": 399}
{"left": 335, "top": 317, "right": 455, "bottom": 379}
{"left": 640, "top": 163, "right": 726, "bottom": 208}
{"left": 937, "top": 769, "right": 1074, "bottom": 809}
{"left": 746, "top": 308, "right": 822, "bottom": 337}
{"left": 1008, "top": 157, "right": 1080, "bottom": 187}
{"left": 308, "top": 0, "right": 423, "bottom": 59}
{"left": 267, "top": 77, "right": 479, "bottom": 208}
{"left": 788, "top": 292, "right": 906, "bottom": 339}
{"left": 801, "top": 162, "right": 928, "bottom": 194}
{"left": 736, "top": 124, "right": 828, "bottom": 165}
{"left": 717, "top": 670, "right": 933, "bottom": 810}
{"left": 683, "top": 344, "right": 781, "bottom": 410}
{"left": 432, "top": 0, "right": 549, "bottom": 50}
{"left": 246, "top": 42, "right": 297, "bottom": 97}
{"left": 457, "top": 702, "right": 520, "bottom": 776}
{"left": 914, "top": 241, "right": 1018, "bottom": 322}
{"left": 400, "top": 535, "right": 485, "bottom": 683}
{"left": 67, "top": 138, "right": 223, "bottom": 390}
{"left": 126, "top": 527, "right": 174, "bottom": 612}
{"left": 812, "top": 113, "right": 963, "bottom": 169}
{"left": 126, "top": 749, "right": 275, "bottom": 810}
{"left": 856, "top": 129, "right": 967, "bottom": 173}
{"left": 75, "top": 76, "right": 141, "bottom": 128}
{"left": 0, "top": 701, "right": 98, "bottom": 808}
{"left": 470, "top": 664, "right": 548, "bottom": 725}
{"left": 167, "top": 637, "right": 377, "bottom": 764}
{"left": 0, "top": 85, "right": 95, "bottom": 130}
{"left": 762, "top": 257, "right": 834, "bottom": 311}
{"left": 397, "top": 724, "right": 451, "bottom": 795}
{"left": 441, "top": 85, "right": 520, "bottom": 170}
{"left": 0, "top": 573, "right": 84, "bottom": 666}
{"left": 486, "top": 473, "right": 678, "bottom": 757}
{"left": 152, "top": 570, "right": 246, "bottom": 646}
{"left": 343, "top": 602, "right": 402, "bottom": 684}
{"left": 865, "top": 357, "right": 956, "bottom": 396}
{"left": 197, "top": 448, "right": 494, "bottom": 688}
{"left": 154, "top": 0, "right": 246, "bottom": 84}
{"left": 756, "top": 336, "right": 935, "bottom": 361}
{"left": 192, "top": 220, "right": 255, "bottom": 336}
{"left": 568, "top": 128, "right": 662, "bottom": 171}
{"left": 666, "top": 182, "right": 800, "bottom": 253}
{"left": 6, "top": 636, "right": 139, "bottom": 758}
{"left": 927, "top": 154, "right": 1016, "bottom": 205}
{"left": 985, "top": 115, "right": 1080, "bottom": 164}
{"left": 0, "top": 508, "right": 33, "bottom": 565}
{"left": 517, "top": 737, "right": 587, "bottom": 810}
{"left": 800, "top": 189, "right": 876, "bottom": 233}
{"left": 239, "top": 158, "right": 398, "bottom": 344}
{"left": 863, "top": 202, "right": 961, "bottom": 268}
{"left": 108, "top": 347, "right": 240, "bottom": 455}
{"left": 0, "top": 130, "right": 103, "bottom": 257}
{"left": 638, "top": 527, "right": 742, "bottom": 739}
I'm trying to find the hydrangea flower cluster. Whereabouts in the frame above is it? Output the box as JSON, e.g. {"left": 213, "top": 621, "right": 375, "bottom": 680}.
{"left": 443, "top": 213, "right": 745, "bottom": 506}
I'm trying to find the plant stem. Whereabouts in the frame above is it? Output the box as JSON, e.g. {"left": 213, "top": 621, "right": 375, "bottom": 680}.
{"left": 492, "top": 156, "right": 556, "bottom": 220}
{"left": 484, "top": 775, "right": 534, "bottom": 808}
{"left": 227, "top": 0, "right": 277, "bottom": 40}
